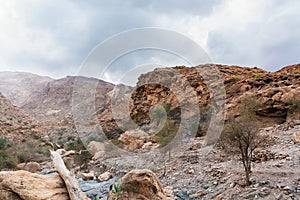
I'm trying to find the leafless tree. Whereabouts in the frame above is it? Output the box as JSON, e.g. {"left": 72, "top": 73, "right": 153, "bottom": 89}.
{"left": 223, "top": 95, "right": 268, "bottom": 186}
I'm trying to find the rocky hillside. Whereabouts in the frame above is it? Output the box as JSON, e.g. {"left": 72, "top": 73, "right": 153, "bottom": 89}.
{"left": 0, "top": 92, "right": 36, "bottom": 142}
{"left": 130, "top": 64, "right": 300, "bottom": 132}
{"left": 0, "top": 72, "right": 53, "bottom": 106}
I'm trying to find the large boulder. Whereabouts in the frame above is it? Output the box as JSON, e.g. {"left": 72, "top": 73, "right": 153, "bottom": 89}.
{"left": 107, "top": 169, "right": 172, "bottom": 200}
{"left": 0, "top": 170, "right": 69, "bottom": 200}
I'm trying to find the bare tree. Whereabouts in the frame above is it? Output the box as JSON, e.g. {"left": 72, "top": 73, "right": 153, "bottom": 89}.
{"left": 223, "top": 95, "right": 268, "bottom": 186}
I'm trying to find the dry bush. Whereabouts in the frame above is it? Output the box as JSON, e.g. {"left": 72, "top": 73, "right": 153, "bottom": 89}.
{"left": 222, "top": 95, "right": 269, "bottom": 185}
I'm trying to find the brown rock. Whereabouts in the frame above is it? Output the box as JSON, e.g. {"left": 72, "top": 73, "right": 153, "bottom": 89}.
{"left": 293, "top": 130, "right": 300, "bottom": 143}
{"left": 107, "top": 169, "right": 170, "bottom": 200}
{"left": 98, "top": 171, "right": 112, "bottom": 182}
{"left": 216, "top": 194, "right": 224, "bottom": 200}
{"left": 16, "top": 162, "right": 41, "bottom": 173}
{"left": 0, "top": 170, "right": 69, "bottom": 200}
{"left": 240, "top": 84, "right": 251, "bottom": 93}
{"left": 118, "top": 129, "right": 149, "bottom": 151}
{"left": 81, "top": 172, "right": 94, "bottom": 180}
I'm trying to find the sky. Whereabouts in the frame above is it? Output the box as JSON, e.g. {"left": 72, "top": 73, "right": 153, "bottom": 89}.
{"left": 0, "top": 0, "right": 300, "bottom": 85}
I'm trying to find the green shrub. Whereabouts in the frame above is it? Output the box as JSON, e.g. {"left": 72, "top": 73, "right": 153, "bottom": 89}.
{"left": 0, "top": 138, "right": 9, "bottom": 150}
{"left": 229, "top": 75, "right": 240, "bottom": 83}
{"left": 66, "top": 138, "right": 85, "bottom": 151}
{"left": 251, "top": 73, "right": 263, "bottom": 79}
{"left": 112, "top": 183, "right": 122, "bottom": 194}
{"left": 293, "top": 70, "right": 300, "bottom": 74}
{"left": 0, "top": 150, "right": 18, "bottom": 169}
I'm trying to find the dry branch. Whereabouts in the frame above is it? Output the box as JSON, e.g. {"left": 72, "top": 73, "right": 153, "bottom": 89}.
{"left": 50, "top": 150, "right": 90, "bottom": 200}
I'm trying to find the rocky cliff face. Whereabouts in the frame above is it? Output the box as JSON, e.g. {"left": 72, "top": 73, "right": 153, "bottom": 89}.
{"left": 129, "top": 64, "right": 300, "bottom": 132}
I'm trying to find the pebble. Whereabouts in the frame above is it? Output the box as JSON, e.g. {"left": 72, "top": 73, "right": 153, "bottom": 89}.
{"left": 259, "top": 180, "right": 269, "bottom": 185}
{"left": 230, "top": 182, "right": 236, "bottom": 188}
{"left": 188, "top": 168, "right": 195, "bottom": 174}
{"left": 276, "top": 193, "right": 283, "bottom": 200}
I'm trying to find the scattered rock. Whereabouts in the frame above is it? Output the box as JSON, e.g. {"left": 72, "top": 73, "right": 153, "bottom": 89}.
{"left": 163, "top": 186, "right": 176, "bottom": 199}
{"left": 98, "top": 171, "right": 112, "bottom": 182}
{"left": 259, "top": 187, "right": 270, "bottom": 197}
{"left": 82, "top": 172, "right": 94, "bottom": 180}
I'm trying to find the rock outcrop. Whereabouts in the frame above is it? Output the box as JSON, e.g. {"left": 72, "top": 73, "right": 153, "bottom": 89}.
{"left": 130, "top": 64, "right": 300, "bottom": 132}
{"left": 0, "top": 170, "right": 69, "bottom": 200}
{"left": 107, "top": 169, "right": 173, "bottom": 200}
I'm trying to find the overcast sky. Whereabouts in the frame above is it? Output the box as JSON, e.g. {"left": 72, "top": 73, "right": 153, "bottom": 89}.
{"left": 0, "top": 0, "right": 299, "bottom": 85}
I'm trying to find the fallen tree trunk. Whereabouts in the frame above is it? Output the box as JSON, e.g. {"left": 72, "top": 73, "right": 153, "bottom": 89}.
{"left": 50, "top": 150, "right": 90, "bottom": 200}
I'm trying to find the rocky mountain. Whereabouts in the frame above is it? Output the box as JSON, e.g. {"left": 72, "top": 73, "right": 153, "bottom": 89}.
{"left": 19, "top": 76, "right": 115, "bottom": 122}
{"left": 0, "top": 72, "right": 53, "bottom": 107}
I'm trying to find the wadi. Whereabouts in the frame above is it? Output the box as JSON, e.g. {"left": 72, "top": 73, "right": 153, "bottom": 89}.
{"left": 0, "top": 63, "right": 300, "bottom": 200}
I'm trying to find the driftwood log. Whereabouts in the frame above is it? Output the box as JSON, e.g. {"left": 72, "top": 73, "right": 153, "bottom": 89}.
{"left": 50, "top": 150, "right": 90, "bottom": 200}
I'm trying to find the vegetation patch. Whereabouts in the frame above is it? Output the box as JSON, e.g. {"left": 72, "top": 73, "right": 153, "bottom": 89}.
{"left": 293, "top": 70, "right": 300, "bottom": 74}
{"left": 251, "top": 73, "right": 263, "bottom": 79}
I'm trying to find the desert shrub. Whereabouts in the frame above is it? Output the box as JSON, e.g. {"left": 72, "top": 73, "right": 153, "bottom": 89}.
{"left": 0, "top": 150, "right": 18, "bottom": 169}
{"left": 65, "top": 137, "right": 92, "bottom": 168}
{"left": 66, "top": 138, "right": 85, "bottom": 151}
{"left": 251, "top": 73, "right": 263, "bottom": 79}
{"left": 286, "top": 98, "right": 300, "bottom": 115}
{"left": 155, "top": 119, "right": 179, "bottom": 147}
{"left": 5, "top": 141, "right": 50, "bottom": 164}
{"left": 0, "top": 138, "right": 18, "bottom": 169}
{"left": 0, "top": 138, "right": 9, "bottom": 150}
{"left": 293, "top": 70, "right": 300, "bottom": 74}
{"left": 229, "top": 75, "right": 240, "bottom": 83}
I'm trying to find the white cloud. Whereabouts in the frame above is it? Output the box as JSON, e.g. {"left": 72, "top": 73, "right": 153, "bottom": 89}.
{"left": 0, "top": 0, "right": 299, "bottom": 81}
